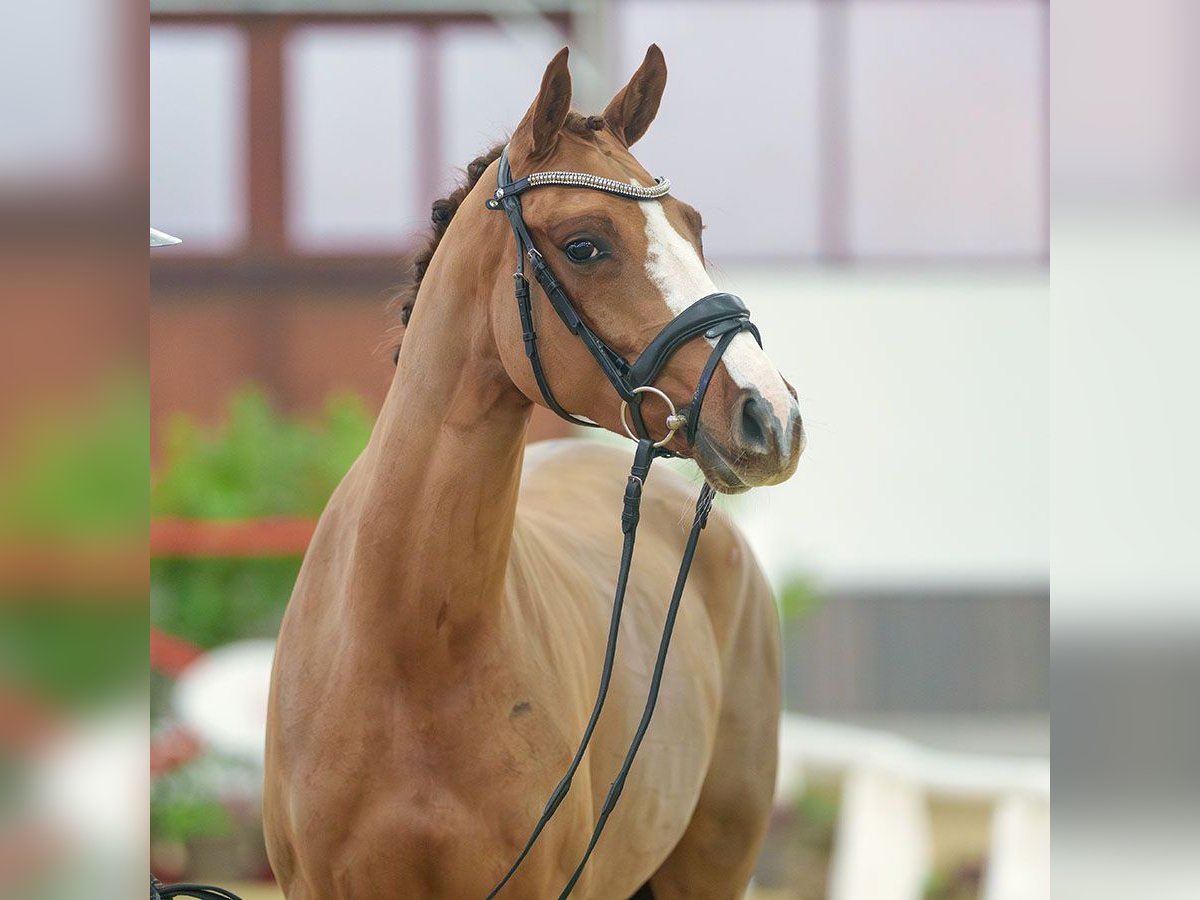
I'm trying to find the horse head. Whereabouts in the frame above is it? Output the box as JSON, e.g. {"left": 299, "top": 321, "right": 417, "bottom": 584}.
{"left": 487, "top": 46, "right": 804, "bottom": 492}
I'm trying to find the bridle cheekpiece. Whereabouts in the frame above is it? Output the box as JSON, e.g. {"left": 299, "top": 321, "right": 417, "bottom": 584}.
{"left": 487, "top": 145, "right": 760, "bottom": 453}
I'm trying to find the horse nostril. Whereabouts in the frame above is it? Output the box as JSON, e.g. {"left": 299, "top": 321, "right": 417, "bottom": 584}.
{"left": 739, "top": 395, "right": 769, "bottom": 450}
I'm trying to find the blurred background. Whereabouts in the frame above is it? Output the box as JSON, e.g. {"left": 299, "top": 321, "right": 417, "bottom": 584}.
{"left": 0, "top": 0, "right": 145, "bottom": 898}
{"left": 147, "top": 1, "right": 1048, "bottom": 896}
{"left": 0, "top": 0, "right": 1192, "bottom": 898}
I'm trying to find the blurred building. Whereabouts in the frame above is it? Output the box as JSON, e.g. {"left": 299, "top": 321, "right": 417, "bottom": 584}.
{"left": 151, "top": 0, "right": 1050, "bottom": 752}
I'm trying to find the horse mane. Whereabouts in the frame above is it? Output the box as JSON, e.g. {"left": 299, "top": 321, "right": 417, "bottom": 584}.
{"left": 388, "top": 114, "right": 606, "bottom": 358}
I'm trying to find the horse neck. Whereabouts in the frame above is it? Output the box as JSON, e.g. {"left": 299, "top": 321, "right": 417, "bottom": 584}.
{"left": 347, "top": 213, "right": 531, "bottom": 663}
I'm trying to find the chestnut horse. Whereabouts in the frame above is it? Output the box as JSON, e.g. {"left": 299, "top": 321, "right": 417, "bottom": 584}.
{"left": 264, "top": 45, "right": 804, "bottom": 899}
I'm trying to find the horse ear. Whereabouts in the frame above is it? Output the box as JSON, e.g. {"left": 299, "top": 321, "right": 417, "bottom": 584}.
{"left": 513, "top": 47, "right": 573, "bottom": 163}
{"left": 602, "top": 44, "right": 667, "bottom": 147}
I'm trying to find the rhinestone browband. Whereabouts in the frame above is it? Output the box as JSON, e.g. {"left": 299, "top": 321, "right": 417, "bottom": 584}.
{"left": 494, "top": 172, "right": 670, "bottom": 202}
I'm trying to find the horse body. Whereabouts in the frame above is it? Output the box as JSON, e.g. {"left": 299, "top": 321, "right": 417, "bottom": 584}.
{"left": 265, "top": 440, "right": 778, "bottom": 898}
{"left": 265, "top": 45, "right": 800, "bottom": 899}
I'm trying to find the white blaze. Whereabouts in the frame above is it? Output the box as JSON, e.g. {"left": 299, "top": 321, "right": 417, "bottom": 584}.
{"left": 638, "top": 198, "right": 796, "bottom": 441}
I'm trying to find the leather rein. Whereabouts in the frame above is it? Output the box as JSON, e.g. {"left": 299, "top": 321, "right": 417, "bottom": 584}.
{"left": 485, "top": 146, "right": 761, "bottom": 898}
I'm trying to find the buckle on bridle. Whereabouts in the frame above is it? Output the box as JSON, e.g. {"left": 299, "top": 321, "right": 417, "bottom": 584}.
{"left": 619, "top": 385, "right": 687, "bottom": 449}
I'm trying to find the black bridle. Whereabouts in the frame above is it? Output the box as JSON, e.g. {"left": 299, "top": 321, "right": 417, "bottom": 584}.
{"left": 487, "top": 146, "right": 760, "bottom": 449}
{"left": 485, "top": 146, "right": 761, "bottom": 898}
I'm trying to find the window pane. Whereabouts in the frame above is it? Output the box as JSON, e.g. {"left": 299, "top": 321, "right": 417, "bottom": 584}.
{"left": 1, "top": 0, "right": 123, "bottom": 189}
{"left": 150, "top": 26, "right": 248, "bottom": 252}
{"left": 1053, "top": 0, "right": 1196, "bottom": 203}
{"left": 615, "top": 0, "right": 821, "bottom": 261}
{"left": 285, "top": 26, "right": 422, "bottom": 253}
{"left": 437, "top": 23, "right": 560, "bottom": 194}
{"left": 846, "top": 0, "right": 1046, "bottom": 259}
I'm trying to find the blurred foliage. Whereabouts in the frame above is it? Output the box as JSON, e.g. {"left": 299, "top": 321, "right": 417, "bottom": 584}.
{"left": 795, "top": 784, "right": 839, "bottom": 838}
{"left": 150, "top": 387, "right": 372, "bottom": 649}
{"left": 153, "top": 387, "right": 372, "bottom": 519}
{"left": 151, "top": 787, "right": 231, "bottom": 846}
{"left": 149, "top": 388, "right": 373, "bottom": 856}
{"left": 152, "top": 557, "right": 299, "bottom": 651}
{"left": 0, "top": 375, "right": 147, "bottom": 537}
{"left": 778, "top": 572, "right": 823, "bottom": 624}
{"left": 0, "top": 375, "right": 147, "bottom": 714}
{"left": 150, "top": 752, "right": 244, "bottom": 844}
{"left": 0, "top": 602, "right": 146, "bottom": 709}
{"left": 924, "top": 859, "right": 985, "bottom": 900}
{"left": 754, "top": 784, "right": 839, "bottom": 896}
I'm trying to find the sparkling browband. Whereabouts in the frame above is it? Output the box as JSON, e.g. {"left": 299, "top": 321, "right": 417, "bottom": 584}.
{"left": 527, "top": 171, "right": 671, "bottom": 198}
{"left": 493, "top": 171, "right": 670, "bottom": 203}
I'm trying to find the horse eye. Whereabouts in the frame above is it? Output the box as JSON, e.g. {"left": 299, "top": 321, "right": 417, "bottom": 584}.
{"left": 564, "top": 239, "right": 601, "bottom": 263}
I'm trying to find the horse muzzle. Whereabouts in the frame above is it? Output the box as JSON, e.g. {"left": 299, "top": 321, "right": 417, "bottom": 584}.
{"left": 693, "top": 383, "right": 804, "bottom": 494}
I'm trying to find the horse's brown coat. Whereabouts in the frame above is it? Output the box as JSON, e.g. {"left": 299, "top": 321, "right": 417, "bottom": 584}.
{"left": 264, "top": 46, "right": 801, "bottom": 899}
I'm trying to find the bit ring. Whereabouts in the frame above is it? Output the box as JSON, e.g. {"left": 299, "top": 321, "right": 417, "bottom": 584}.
{"left": 620, "top": 386, "right": 687, "bottom": 448}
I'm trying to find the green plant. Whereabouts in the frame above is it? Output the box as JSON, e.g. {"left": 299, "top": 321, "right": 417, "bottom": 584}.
{"left": 152, "top": 387, "right": 373, "bottom": 520}
{"left": 150, "top": 753, "right": 240, "bottom": 844}
{"left": 0, "top": 602, "right": 146, "bottom": 709}
{"left": 149, "top": 387, "right": 373, "bottom": 649}
{"left": 0, "top": 375, "right": 147, "bottom": 537}
{"left": 151, "top": 556, "right": 301, "bottom": 650}
{"left": 151, "top": 794, "right": 233, "bottom": 846}
{"left": 0, "top": 376, "right": 148, "bottom": 710}
{"left": 795, "top": 784, "right": 839, "bottom": 839}
{"left": 778, "top": 572, "right": 823, "bottom": 624}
